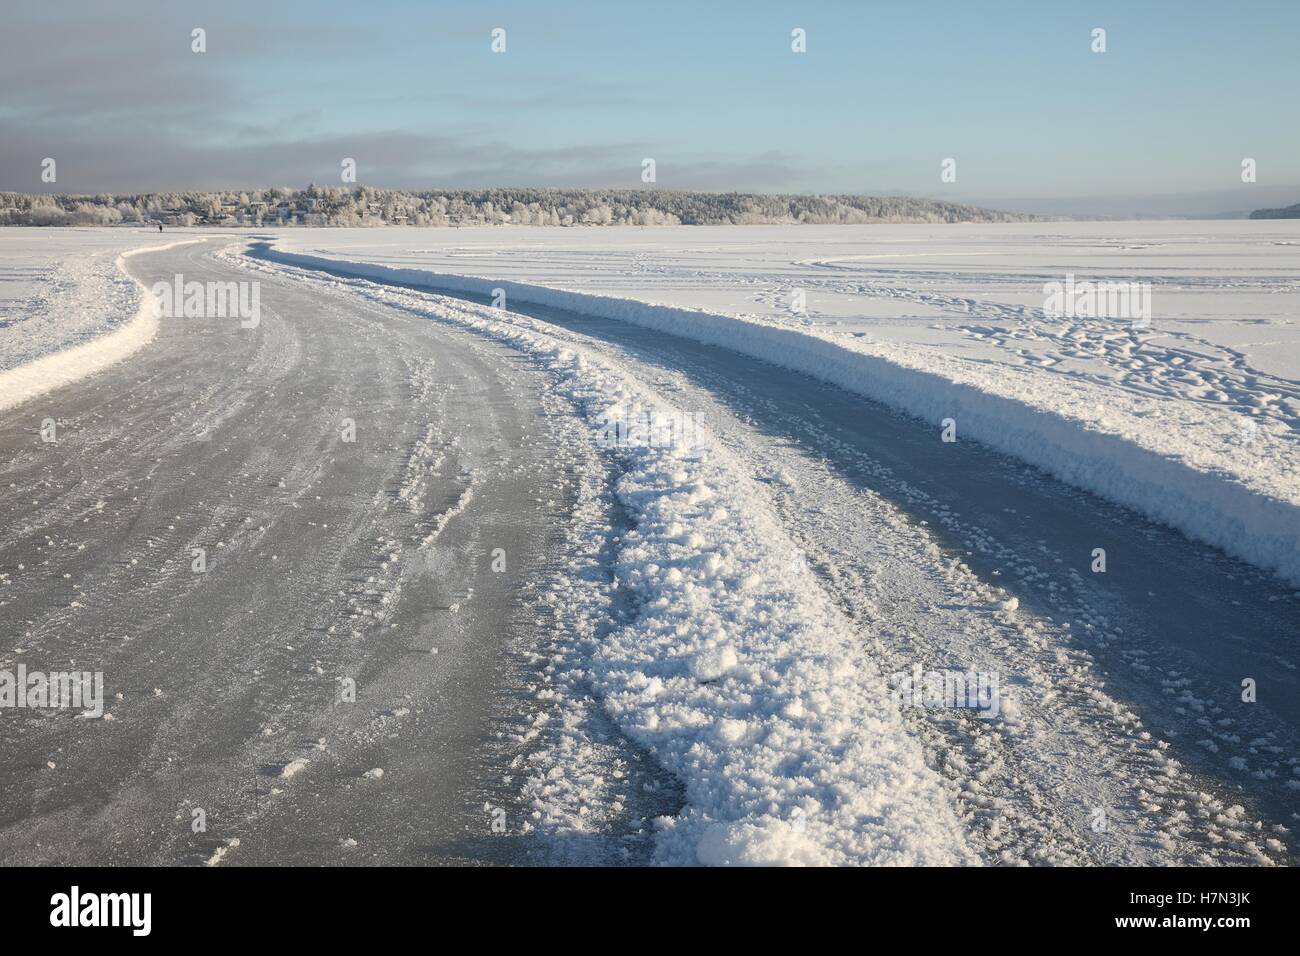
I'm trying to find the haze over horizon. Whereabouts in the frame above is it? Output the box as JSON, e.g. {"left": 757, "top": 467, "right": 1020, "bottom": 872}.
{"left": 3, "top": 0, "right": 1298, "bottom": 217}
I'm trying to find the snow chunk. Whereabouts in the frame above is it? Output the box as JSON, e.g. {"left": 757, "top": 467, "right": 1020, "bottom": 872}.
{"left": 696, "top": 819, "right": 831, "bottom": 867}
{"left": 690, "top": 645, "right": 739, "bottom": 682}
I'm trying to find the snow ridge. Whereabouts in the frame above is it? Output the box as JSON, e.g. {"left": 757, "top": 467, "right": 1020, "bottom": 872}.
{"left": 0, "top": 239, "right": 204, "bottom": 413}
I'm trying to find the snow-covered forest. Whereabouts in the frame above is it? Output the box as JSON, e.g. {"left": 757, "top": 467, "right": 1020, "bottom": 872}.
{"left": 0, "top": 186, "right": 1033, "bottom": 228}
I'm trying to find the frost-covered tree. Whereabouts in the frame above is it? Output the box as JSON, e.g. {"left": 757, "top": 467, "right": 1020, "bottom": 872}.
{"left": 0, "top": 187, "right": 1032, "bottom": 227}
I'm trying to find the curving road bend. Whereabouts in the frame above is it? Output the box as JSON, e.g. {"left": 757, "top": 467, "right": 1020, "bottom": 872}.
{"left": 0, "top": 240, "right": 608, "bottom": 865}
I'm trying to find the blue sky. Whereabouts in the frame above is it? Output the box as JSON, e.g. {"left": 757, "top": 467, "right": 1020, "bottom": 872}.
{"left": 3, "top": 0, "right": 1297, "bottom": 214}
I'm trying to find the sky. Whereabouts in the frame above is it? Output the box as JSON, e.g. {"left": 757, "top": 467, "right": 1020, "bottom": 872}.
{"left": 2, "top": 0, "right": 1298, "bottom": 216}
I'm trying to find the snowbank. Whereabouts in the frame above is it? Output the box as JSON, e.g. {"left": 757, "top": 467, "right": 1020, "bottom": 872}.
{"left": 0, "top": 239, "right": 203, "bottom": 413}
{"left": 251, "top": 243, "right": 1300, "bottom": 587}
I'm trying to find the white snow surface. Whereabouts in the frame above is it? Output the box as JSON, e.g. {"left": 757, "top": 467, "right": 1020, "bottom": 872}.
{"left": 258, "top": 223, "right": 1300, "bottom": 585}
{"left": 0, "top": 230, "right": 208, "bottom": 411}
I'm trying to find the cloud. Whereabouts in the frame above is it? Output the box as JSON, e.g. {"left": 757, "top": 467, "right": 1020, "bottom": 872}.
{"left": 0, "top": 3, "right": 810, "bottom": 193}
{"left": 0, "top": 113, "right": 813, "bottom": 193}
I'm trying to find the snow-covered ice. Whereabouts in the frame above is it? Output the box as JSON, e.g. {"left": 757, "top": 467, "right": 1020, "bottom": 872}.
{"left": 260, "top": 222, "right": 1300, "bottom": 585}
{"left": 0, "top": 230, "right": 209, "bottom": 411}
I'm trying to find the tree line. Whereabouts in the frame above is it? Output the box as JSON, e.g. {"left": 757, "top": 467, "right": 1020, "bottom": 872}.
{"left": 0, "top": 186, "right": 1033, "bottom": 227}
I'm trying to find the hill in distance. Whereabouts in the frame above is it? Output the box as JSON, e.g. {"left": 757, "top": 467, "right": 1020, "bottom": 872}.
{"left": 1249, "top": 202, "right": 1300, "bottom": 220}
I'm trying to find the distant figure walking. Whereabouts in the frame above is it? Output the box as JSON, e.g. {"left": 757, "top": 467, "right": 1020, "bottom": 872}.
{"left": 158, "top": 223, "right": 163, "bottom": 232}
